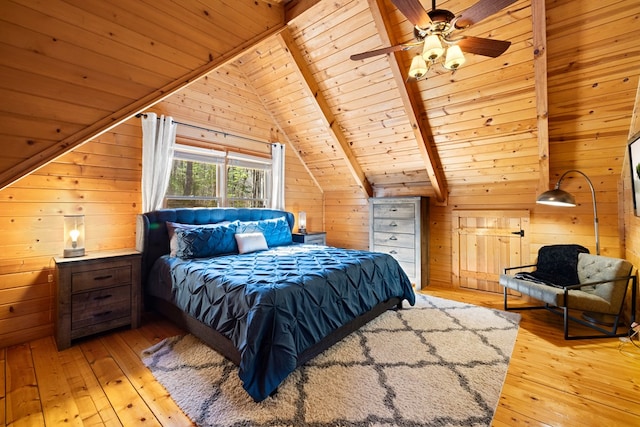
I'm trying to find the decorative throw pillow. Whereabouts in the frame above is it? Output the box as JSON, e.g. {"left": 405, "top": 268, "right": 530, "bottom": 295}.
{"left": 235, "top": 232, "right": 268, "bottom": 254}
{"left": 174, "top": 222, "right": 238, "bottom": 259}
{"left": 235, "top": 216, "right": 292, "bottom": 247}
{"left": 166, "top": 221, "right": 230, "bottom": 257}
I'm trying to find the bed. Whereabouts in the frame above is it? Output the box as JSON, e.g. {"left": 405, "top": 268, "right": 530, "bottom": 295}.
{"left": 137, "top": 207, "right": 415, "bottom": 402}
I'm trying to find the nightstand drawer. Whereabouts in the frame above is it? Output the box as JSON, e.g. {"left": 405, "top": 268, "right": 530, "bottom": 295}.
{"left": 71, "top": 284, "right": 131, "bottom": 330}
{"left": 72, "top": 265, "right": 132, "bottom": 293}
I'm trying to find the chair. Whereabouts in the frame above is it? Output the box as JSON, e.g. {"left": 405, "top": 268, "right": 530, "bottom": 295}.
{"left": 499, "top": 245, "right": 637, "bottom": 340}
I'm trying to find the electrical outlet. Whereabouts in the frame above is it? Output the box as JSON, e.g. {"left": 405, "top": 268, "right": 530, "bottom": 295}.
{"left": 48, "top": 273, "right": 53, "bottom": 283}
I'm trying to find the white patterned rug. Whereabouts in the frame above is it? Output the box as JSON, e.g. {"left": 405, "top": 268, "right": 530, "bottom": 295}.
{"left": 142, "top": 294, "right": 520, "bottom": 426}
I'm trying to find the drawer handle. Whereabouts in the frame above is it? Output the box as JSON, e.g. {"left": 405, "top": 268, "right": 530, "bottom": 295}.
{"left": 389, "top": 221, "right": 397, "bottom": 227}
{"left": 389, "top": 236, "right": 398, "bottom": 240}
{"left": 94, "top": 310, "right": 113, "bottom": 318}
{"left": 94, "top": 294, "right": 112, "bottom": 301}
{"left": 389, "top": 250, "right": 398, "bottom": 254}
{"left": 94, "top": 275, "right": 113, "bottom": 281}
{"left": 390, "top": 208, "right": 397, "bottom": 212}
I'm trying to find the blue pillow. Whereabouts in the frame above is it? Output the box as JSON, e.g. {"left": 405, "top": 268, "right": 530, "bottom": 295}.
{"left": 174, "top": 222, "right": 238, "bottom": 259}
{"left": 235, "top": 216, "right": 292, "bottom": 247}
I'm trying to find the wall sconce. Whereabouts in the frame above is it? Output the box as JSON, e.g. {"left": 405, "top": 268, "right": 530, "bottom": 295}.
{"left": 63, "top": 215, "right": 85, "bottom": 257}
{"left": 298, "top": 211, "right": 307, "bottom": 234}
{"left": 536, "top": 169, "right": 599, "bottom": 255}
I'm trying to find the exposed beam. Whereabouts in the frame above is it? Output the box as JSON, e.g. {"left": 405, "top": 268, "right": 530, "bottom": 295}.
{"left": 285, "top": 0, "right": 322, "bottom": 22}
{"left": 277, "top": 27, "right": 373, "bottom": 197}
{"left": 533, "top": 0, "right": 549, "bottom": 193}
{"left": 369, "top": 0, "right": 448, "bottom": 204}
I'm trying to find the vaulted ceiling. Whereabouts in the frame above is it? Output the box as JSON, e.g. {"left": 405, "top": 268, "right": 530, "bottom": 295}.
{"left": 2, "top": 0, "right": 639, "bottom": 204}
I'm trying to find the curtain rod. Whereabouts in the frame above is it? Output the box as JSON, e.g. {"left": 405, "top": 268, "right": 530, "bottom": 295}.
{"left": 135, "top": 113, "right": 274, "bottom": 147}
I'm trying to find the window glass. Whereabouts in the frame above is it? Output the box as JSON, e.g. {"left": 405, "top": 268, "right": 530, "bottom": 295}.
{"left": 165, "top": 144, "right": 270, "bottom": 208}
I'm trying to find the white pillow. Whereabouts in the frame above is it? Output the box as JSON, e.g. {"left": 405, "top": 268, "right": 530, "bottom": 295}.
{"left": 235, "top": 232, "right": 268, "bottom": 254}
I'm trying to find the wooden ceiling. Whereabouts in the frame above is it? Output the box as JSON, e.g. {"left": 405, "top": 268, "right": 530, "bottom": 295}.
{"left": 2, "top": 0, "right": 639, "bottom": 203}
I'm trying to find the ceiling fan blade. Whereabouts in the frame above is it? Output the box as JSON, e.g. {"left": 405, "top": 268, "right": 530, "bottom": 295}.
{"left": 455, "top": 0, "right": 518, "bottom": 29}
{"left": 391, "top": 0, "right": 432, "bottom": 28}
{"left": 350, "top": 43, "right": 420, "bottom": 61}
{"left": 457, "top": 36, "right": 511, "bottom": 58}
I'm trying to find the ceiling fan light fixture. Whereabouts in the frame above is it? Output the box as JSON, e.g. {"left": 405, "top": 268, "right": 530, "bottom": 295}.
{"left": 443, "top": 44, "right": 465, "bottom": 70}
{"left": 408, "top": 54, "right": 428, "bottom": 78}
{"left": 421, "top": 34, "right": 444, "bottom": 61}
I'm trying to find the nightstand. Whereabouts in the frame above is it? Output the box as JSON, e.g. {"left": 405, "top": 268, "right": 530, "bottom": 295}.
{"left": 292, "top": 231, "right": 327, "bottom": 245}
{"left": 55, "top": 249, "right": 141, "bottom": 350}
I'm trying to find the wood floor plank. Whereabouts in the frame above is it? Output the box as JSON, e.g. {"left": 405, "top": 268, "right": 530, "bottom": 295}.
{"left": 100, "top": 331, "right": 194, "bottom": 426}
{"left": 5, "top": 343, "right": 44, "bottom": 426}
{"left": 58, "top": 342, "right": 119, "bottom": 426}
{"left": 30, "top": 337, "right": 83, "bottom": 426}
{"left": 80, "top": 338, "right": 162, "bottom": 427}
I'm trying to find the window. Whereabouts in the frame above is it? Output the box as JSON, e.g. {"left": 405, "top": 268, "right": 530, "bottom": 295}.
{"left": 165, "top": 144, "right": 271, "bottom": 208}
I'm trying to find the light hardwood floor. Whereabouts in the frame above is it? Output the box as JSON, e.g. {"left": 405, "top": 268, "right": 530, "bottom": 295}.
{"left": 2, "top": 286, "right": 639, "bottom": 426}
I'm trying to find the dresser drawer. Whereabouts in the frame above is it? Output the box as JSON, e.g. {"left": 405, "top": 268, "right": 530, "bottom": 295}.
{"left": 373, "top": 218, "right": 415, "bottom": 234}
{"left": 71, "top": 284, "right": 132, "bottom": 330}
{"left": 373, "top": 244, "right": 415, "bottom": 263}
{"left": 372, "top": 232, "right": 415, "bottom": 249}
{"left": 72, "top": 265, "right": 132, "bottom": 293}
{"left": 373, "top": 203, "right": 416, "bottom": 219}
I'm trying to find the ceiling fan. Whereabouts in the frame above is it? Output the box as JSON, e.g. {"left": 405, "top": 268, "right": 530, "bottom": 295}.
{"left": 351, "top": 0, "right": 517, "bottom": 79}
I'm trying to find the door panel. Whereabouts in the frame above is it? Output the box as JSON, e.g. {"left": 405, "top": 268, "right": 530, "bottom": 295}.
{"left": 452, "top": 210, "right": 530, "bottom": 293}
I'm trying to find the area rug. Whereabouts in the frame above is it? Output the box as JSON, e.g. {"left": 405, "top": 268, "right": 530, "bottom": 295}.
{"left": 141, "top": 294, "right": 520, "bottom": 427}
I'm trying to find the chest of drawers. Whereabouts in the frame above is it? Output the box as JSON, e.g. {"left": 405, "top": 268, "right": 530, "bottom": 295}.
{"left": 55, "top": 249, "right": 141, "bottom": 350}
{"left": 369, "top": 197, "right": 429, "bottom": 289}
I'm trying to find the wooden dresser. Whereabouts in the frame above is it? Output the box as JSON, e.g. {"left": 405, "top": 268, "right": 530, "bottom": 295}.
{"left": 369, "top": 197, "right": 429, "bottom": 290}
{"left": 55, "top": 249, "right": 141, "bottom": 350}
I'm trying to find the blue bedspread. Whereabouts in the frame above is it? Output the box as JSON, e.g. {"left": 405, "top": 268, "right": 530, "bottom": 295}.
{"left": 153, "top": 244, "right": 415, "bottom": 402}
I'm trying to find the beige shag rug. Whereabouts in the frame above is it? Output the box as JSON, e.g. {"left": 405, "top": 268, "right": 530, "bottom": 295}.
{"left": 142, "top": 294, "right": 520, "bottom": 426}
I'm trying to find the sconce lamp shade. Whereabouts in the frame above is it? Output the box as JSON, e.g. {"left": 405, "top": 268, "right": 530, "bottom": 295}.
{"left": 298, "top": 211, "right": 307, "bottom": 234}
{"left": 422, "top": 35, "right": 444, "bottom": 61}
{"left": 536, "top": 189, "right": 576, "bottom": 207}
{"left": 443, "top": 45, "right": 465, "bottom": 70}
{"left": 408, "top": 55, "right": 428, "bottom": 79}
{"left": 63, "top": 215, "right": 85, "bottom": 257}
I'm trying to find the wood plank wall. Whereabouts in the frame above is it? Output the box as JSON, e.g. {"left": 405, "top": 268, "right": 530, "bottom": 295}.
{"left": 0, "top": 68, "right": 324, "bottom": 348}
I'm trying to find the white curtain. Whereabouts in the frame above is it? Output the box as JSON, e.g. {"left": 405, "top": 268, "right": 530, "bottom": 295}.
{"left": 271, "top": 143, "right": 285, "bottom": 210}
{"left": 141, "top": 113, "right": 177, "bottom": 212}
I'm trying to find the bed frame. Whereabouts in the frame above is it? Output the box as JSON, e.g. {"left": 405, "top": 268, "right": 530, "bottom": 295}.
{"left": 137, "top": 207, "right": 402, "bottom": 368}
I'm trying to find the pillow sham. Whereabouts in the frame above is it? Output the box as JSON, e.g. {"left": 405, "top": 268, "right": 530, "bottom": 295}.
{"left": 235, "top": 232, "right": 268, "bottom": 254}
{"left": 166, "top": 221, "right": 230, "bottom": 257}
{"left": 235, "top": 216, "right": 292, "bottom": 248}
{"left": 174, "top": 221, "right": 238, "bottom": 259}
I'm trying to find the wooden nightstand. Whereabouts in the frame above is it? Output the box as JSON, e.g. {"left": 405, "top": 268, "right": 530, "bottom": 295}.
{"left": 292, "top": 231, "right": 327, "bottom": 245}
{"left": 55, "top": 249, "right": 141, "bottom": 350}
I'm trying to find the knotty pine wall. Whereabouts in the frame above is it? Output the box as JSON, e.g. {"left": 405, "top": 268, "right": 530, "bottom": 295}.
{"left": 0, "top": 119, "right": 323, "bottom": 349}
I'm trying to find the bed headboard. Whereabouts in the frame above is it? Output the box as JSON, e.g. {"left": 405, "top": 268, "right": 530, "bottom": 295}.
{"left": 136, "top": 207, "right": 295, "bottom": 288}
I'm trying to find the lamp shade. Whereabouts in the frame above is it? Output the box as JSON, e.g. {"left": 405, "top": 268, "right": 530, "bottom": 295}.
{"left": 422, "top": 35, "right": 444, "bottom": 61}
{"left": 408, "top": 55, "right": 428, "bottom": 79}
{"left": 63, "top": 215, "right": 85, "bottom": 257}
{"left": 298, "top": 211, "right": 307, "bottom": 234}
{"left": 443, "top": 45, "right": 465, "bottom": 70}
{"left": 536, "top": 189, "right": 576, "bottom": 207}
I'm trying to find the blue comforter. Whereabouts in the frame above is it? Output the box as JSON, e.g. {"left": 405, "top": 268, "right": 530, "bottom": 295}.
{"left": 153, "top": 244, "right": 415, "bottom": 401}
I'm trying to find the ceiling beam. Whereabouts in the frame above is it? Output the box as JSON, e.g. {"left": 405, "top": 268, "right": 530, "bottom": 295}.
{"left": 533, "top": 0, "right": 549, "bottom": 193}
{"left": 368, "top": 0, "right": 448, "bottom": 204}
{"left": 277, "top": 27, "right": 373, "bottom": 197}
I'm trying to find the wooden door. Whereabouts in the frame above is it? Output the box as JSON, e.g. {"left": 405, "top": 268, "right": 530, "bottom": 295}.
{"left": 452, "top": 210, "right": 530, "bottom": 293}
